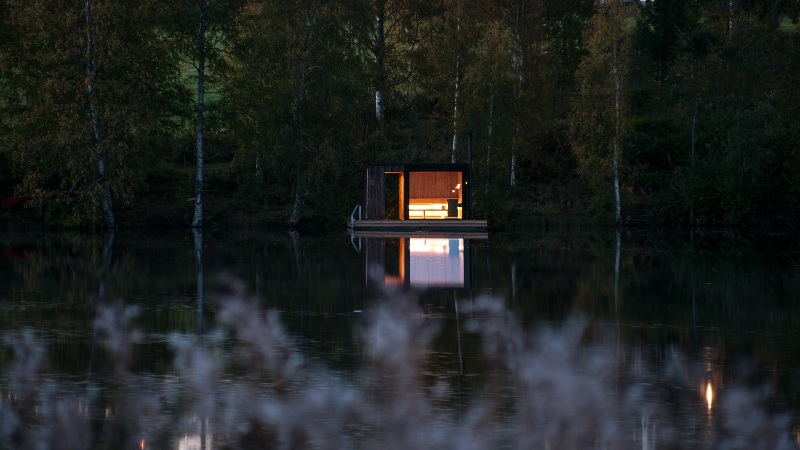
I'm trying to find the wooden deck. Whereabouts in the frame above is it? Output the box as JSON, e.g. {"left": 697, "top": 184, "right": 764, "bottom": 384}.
{"left": 352, "top": 229, "right": 488, "bottom": 239}
{"left": 349, "top": 219, "right": 488, "bottom": 233}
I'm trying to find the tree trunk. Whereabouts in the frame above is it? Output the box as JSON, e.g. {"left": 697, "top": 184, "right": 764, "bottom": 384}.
{"left": 509, "top": 0, "right": 523, "bottom": 189}
{"left": 375, "top": 90, "right": 385, "bottom": 123}
{"left": 612, "top": 33, "right": 621, "bottom": 226}
{"left": 690, "top": 102, "right": 697, "bottom": 226}
{"left": 450, "top": 58, "right": 459, "bottom": 163}
{"left": 485, "top": 96, "right": 493, "bottom": 198}
{"left": 289, "top": 63, "right": 310, "bottom": 227}
{"left": 374, "top": 1, "right": 386, "bottom": 124}
{"left": 84, "top": 0, "right": 116, "bottom": 228}
{"left": 193, "top": 2, "right": 206, "bottom": 229}
{"left": 450, "top": 0, "right": 461, "bottom": 163}
{"left": 371, "top": 0, "right": 417, "bottom": 126}
{"left": 288, "top": 181, "right": 306, "bottom": 227}
{"left": 510, "top": 152, "right": 517, "bottom": 188}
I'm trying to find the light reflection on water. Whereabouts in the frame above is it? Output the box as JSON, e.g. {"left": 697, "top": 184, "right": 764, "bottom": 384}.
{"left": 0, "top": 229, "right": 798, "bottom": 449}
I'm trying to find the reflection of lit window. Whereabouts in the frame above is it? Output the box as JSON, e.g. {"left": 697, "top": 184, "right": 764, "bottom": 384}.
{"left": 177, "top": 434, "right": 212, "bottom": 450}
{"left": 177, "top": 416, "right": 212, "bottom": 450}
{"left": 706, "top": 382, "right": 713, "bottom": 410}
{"left": 408, "top": 238, "right": 464, "bottom": 287}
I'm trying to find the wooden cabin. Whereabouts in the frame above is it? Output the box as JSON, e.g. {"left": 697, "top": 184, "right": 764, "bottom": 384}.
{"left": 351, "top": 163, "right": 487, "bottom": 231}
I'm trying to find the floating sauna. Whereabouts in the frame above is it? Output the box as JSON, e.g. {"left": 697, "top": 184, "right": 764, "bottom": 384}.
{"left": 350, "top": 163, "right": 488, "bottom": 232}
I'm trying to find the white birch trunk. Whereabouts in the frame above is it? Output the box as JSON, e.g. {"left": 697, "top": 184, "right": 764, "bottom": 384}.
{"left": 372, "top": 0, "right": 417, "bottom": 126}
{"left": 728, "top": 0, "right": 735, "bottom": 38}
{"left": 289, "top": 184, "right": 306, "bottom": 227}
{"left": 289, "top": 7, "right": 323, "bottom": 227}
{"left": 510, "top": 152, "right": 517, "bottom": 188}
{"left": 84, "top": 0, "right": 116, "bottom": 228}
{"left": 450, "top": 59, "right": 459, "bottom": 163}
{"left": 450, "top": 0, "right": 461, "bottom": 163}
{"left": 289, "top": 41, "right": 312, "bottom": 226}
{"left": 690, "top": 102, "right": 697, "bottom": 225}
{"left": 612, "top": 32, "right": 621, "bottom": 225}
{"left": 485, "top": 97, "right": 493, "bottom": 197}
{"left": 374, "top": 2, "right": 386, "bottom": 124}
{"left": 510, "top": 0, "right": 523, "bottom": 189}
{"left": 375, "top": 90, "right": 385, "bottom": 123}
{"left": 193, "top": 2, "right": 206, "bottom": 229}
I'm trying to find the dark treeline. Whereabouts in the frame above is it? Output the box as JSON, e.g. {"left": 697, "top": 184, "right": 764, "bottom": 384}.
{"left": 0, "top": 0, "right": 798, "bottom": 231}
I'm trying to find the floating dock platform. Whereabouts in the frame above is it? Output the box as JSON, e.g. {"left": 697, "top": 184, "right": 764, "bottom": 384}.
{"left": 349, "top": 219, "right": 488, "bottom": 234}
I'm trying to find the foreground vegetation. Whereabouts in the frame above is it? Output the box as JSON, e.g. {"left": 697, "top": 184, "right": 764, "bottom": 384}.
{"left": 1, "top": 292, "right": 797, "bottom": 449}
{"left": 1, "top": 0, "right": 799, "bottom": 232}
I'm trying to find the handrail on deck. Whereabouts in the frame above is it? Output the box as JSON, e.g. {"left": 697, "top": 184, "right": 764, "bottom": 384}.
{"left": 349, "top": 204, "right": 362, "bottom": 228}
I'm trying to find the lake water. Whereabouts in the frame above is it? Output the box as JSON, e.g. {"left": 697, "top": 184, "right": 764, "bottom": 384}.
{"left": 1, "top": 227, "right": 799, "bottom": 449}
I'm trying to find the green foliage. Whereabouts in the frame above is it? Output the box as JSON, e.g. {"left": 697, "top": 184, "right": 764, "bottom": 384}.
{"left": 627, "top": 3, "right": 800, "bottom": 227}
{"left": 1, "top": 0, "right": 798, "bottom": 230}
{"left": 569, "top": 0, "right": 637, "bottom": 221}
{"left": 0, "top": 0, "right": 186, "bottom": 228}
{"left": 225, "top": 0, "right": 370, "bottom": 220}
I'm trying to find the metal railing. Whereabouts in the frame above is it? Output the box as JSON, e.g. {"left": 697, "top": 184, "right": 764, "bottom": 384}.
{"left": 349, "top": 204, "right": 362, "bottom": 228}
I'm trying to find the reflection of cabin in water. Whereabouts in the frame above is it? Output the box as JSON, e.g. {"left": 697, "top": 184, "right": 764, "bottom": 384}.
{"left": 361, "top": 236, "right": 477, "bottom": 290}
{"left": 350, "top": 164, "right": 488, "bottom": 231}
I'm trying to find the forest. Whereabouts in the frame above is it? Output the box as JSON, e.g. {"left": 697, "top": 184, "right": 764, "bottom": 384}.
{"left": 0, "top": 0, "right": 798, "bottom": 232}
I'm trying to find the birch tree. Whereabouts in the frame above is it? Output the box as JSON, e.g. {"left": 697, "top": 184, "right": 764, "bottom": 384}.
{"left": 227, "top": 0, "right": 365, "bottom": 226}
{"left": 166, "top": 0, "right": 241, "bottom": 229}
{"left": 193, "top": 1, "right": 208, "bottom": 229}
{"left": 365, "top": 0, "right": 433, "bottom": 126}
{"left": 450, "top": 0, "right": 462, "bottom": 163}
{"left": 509, "top": 0, "right": 523, "bottom": 189}
{"left": 570, "top": 0, "right": 636, "bottom": 224}
{"left": 0, "top": 0, "right": 182, "bottom": 227}
{"left": 83, "top": 0, "right": 114, "bottom": 227}
{"left": 462, "top": 19, "right": 515, "bottom": 216}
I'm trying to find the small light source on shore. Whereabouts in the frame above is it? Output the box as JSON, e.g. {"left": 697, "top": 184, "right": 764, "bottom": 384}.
{"left": 706, "top": 382, "right": 713, "bottom": 410}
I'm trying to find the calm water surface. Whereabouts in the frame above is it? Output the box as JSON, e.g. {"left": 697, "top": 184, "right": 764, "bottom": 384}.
{"left": 1, "top": 227, "right": 799, "bottom": 449}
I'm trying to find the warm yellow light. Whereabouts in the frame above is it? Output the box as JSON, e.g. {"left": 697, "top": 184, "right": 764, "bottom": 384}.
{"left": 408, "top": 202, "right": 450, "bottom": 219}
{"left": 140, "top": 439, "right": 145, "bottom": 450}
{"left": 455, "top": 183, "right": 461, "bottom": 189}
{"left": 706, "top": 382, "right": 713, "bottom": 410}
{"left": 409, "top": 238, "right": 455, "bottom": 254}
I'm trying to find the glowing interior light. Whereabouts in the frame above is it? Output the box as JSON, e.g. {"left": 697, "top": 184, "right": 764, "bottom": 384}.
{"left": 706, "top": 382, "right": 713, "bottom": 410}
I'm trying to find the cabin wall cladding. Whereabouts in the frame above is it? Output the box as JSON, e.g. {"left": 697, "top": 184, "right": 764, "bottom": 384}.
{"left": 408, "top": 172, "right": 461, "bottom": 199}
{"left": 362, "top": 163, "right": 470, "bottom": 220}
{"left": 363, "top": 165, "right": 402, "bottom": 220}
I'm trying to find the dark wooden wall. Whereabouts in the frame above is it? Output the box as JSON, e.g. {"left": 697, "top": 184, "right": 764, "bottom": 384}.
{"left": 408, "top": 172, "right": 462, "bottom": 200}
{"left": 363, "top": 165, "right": 403, "bottom": 220}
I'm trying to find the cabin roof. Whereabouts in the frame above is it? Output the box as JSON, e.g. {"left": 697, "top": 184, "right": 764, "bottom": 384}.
{"left": 365, "top": 163, "right": 469, "bottom": 172}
